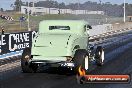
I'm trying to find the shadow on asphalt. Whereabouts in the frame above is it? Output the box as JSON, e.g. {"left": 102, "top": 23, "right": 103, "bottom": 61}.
{"left": 35, "top": 66, "right": 75, "bottom": 76}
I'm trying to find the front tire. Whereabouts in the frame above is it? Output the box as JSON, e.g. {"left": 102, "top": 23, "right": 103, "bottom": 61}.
{"left": 95, "top": 46, "right": 104, "bottom": 66}
{"left": 21, "top": 48, "right": 38, "bottom": 73}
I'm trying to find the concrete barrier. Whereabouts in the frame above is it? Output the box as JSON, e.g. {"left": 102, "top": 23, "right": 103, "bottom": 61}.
{"left": 90, "top": 24, "right": 113, "bottom": 36}
{"left": 112, "top": 22, "right": 132, "bottom": 31}
{"left": 90, "top": 22, "right": 132, "bottom": 37}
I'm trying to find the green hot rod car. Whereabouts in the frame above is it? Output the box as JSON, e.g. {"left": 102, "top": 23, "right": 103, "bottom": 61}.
{"left": 21, "top": 20, "right": 104, "bottom": 73}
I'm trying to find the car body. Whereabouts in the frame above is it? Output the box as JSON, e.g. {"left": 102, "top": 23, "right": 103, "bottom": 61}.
{"left": 21, "top": 20, "right": 104, "bottom": 73}
{"left": 31, "top": 20, "right": 89, "bottom": 64}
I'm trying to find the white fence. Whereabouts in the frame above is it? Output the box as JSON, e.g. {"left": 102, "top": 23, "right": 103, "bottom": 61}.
{"left": 21, "top": 6, "right": 104, "bottom": 15}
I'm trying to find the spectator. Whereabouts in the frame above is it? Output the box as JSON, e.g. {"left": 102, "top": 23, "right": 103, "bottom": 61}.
{"left": 19, "top": 16, "right": 26, "bottom": 22}
{"left": 1, "top": 26, "right": 4, "bottom": 35}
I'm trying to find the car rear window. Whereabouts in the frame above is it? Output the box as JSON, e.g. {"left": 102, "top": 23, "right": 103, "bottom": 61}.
{"left": 49, "top": 26, "right": 70, "bottom": 30}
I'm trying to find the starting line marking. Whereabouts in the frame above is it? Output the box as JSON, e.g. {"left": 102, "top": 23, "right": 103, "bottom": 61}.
{"left": 0, "top": 50, "right": 23, "bottom": 60}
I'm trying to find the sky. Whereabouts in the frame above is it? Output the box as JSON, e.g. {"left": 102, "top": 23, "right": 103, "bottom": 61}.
{"left": 0, "top": 0, "right": 132, "bottom": 10}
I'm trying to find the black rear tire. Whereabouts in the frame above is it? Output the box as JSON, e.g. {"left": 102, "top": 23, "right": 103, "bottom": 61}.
{"left": 73, "top": 49, "right": 89, "bottom": 75}
{"left": 95, "top": 46, "right": 104, "bottom": 66}
{"left": 21, "top": 48, "right": 38, "bottom": 73}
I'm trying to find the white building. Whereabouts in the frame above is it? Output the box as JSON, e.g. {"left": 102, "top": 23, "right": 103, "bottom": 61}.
{"left": 21, "top": 6, "right": 105, "bottom": 15}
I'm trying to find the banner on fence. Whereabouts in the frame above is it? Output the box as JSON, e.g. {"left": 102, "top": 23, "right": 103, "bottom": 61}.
{"left": 0, "top": 31, "right": 38, "bottom": 54}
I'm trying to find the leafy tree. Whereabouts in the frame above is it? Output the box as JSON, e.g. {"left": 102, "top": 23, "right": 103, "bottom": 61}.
{"left": 14, "top": 0, "right": 22, "bottom": 11}
{"left": 0, "top": 8, "right": 4, "bottom": 12}
{"left": 59, "top": 2, "right": 66, "bottom": 9}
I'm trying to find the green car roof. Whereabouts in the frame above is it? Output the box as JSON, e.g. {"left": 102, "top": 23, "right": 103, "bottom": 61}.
{"left": 39, "top": 20, "right": 89, "bottom": 35}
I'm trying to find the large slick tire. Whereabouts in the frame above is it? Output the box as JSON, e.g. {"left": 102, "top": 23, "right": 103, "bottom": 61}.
{"left": 21, "top": 48, "right": 38, "bottom": 73}
{"left": 73, "top": 49, "right": 89, "bottom": 75}
{"left": 95, "top": 46, "right": 104, "bottom": 66}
